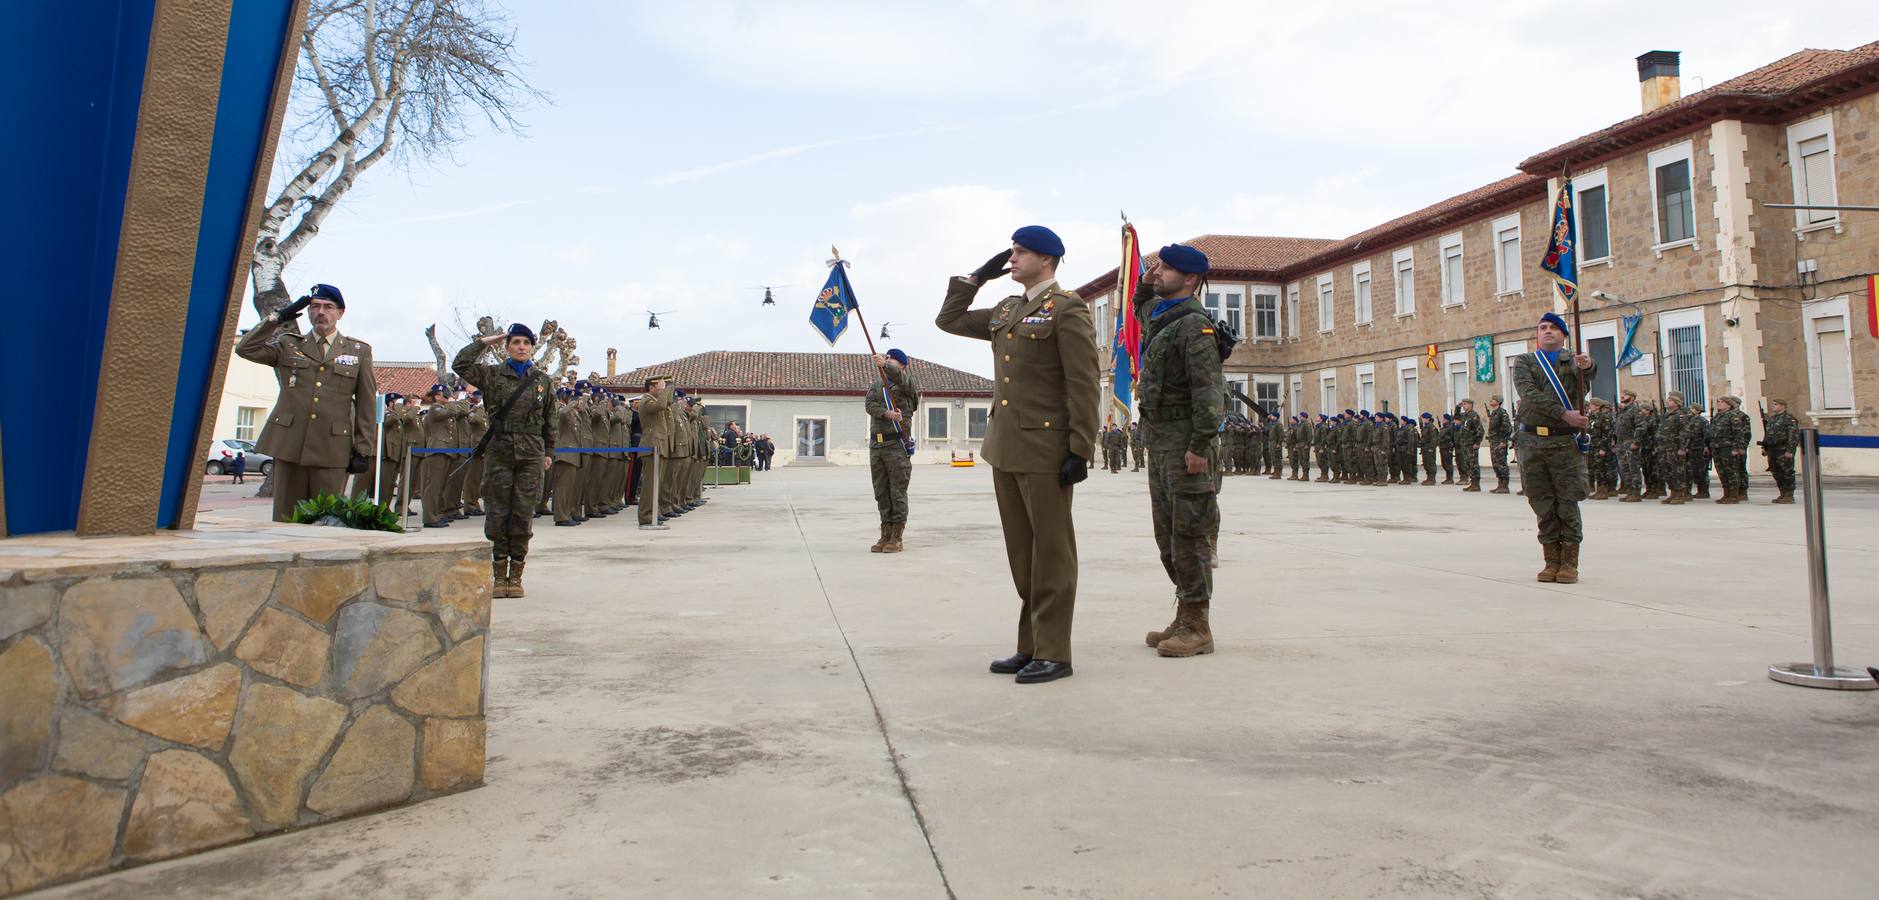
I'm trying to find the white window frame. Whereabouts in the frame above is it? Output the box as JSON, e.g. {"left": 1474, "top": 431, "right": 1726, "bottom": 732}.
{"left": 1251, "top": 286, "right": 1282, "bottom": 340}
{"left": 1443, "top": 350, "right": 1469, "bottom": 412}
{"left": 1285, "top": 284, "right": 1301, "bottom": 340}
{"left": 792, "top": 415, "right": 832, "bottom": 460}
{"left": 926, "top": 405, "right": 950, "bottom": 441}
{"left": 1492, "top": 213, "right": 1522, "bottom": 296}
{"left": 1352, "top": 261, "right": 1373, "bottom": 325}
{"left": 1577, "top": 318, "right": 1622, "bottom": 403}
{"left": 1319, "top": 368, "right": 1337, "bottom": 413}
{"left": 1392, "top": 248, "right": 1415, "bottom": 318}
{"left": 965, "top": 404, "right": 991, "bottom": 441}
{"left": 1094, "top": 297, "right": 1110, "bottom": 350}
{"left": 235, "top": 406, "right": 259, "bottom": 442}
{"left": 1787, "top": 114, "right": 1842, "bottom": 235}
{"left": 1657, "top": 307, "right": 1709, "bottom": 411}
{"left": 1647, "top": 140, "right": 1698, "bottom": 254}
{"left": 1573, "top": 168, "right": 1613, "bottom": 265}
{"left": 1290, "top": 374, "right": 1304, "bottom": 419}
{"left": 1224, "top": 374, "right": 1251, "bottom": 417}
{"left": 1253, "top": 375, "right": 1285, "bottom": 419}
{"left": 1355, "top": 362, "right": 1376, "bottom": 411}
{"left": 1496, "top": 340, "right": 1527, "bottom": 395}
{"left": 1439, "top": 232, "right": 1465, "bottom": 308}
{"left": 1316, "top": 273, "right": 1335, "bottom": 333}
{"left": 1205, "top": 286, "right": 1245, "bottom": 338}
{"left": 1802, "top": 294, "right": 1856, "bottom": 415}
{"left": 1396, "top": 357, "right": 1420, "bottom": 418}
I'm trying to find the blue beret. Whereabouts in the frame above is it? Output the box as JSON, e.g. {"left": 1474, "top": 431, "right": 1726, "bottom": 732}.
{"left": 1421, "top": 412, "right": 1433, "bottom": 419}
{"left": 673, "top": 388, "right": 687, "bottom": 398}
{"left": 555, "top": 387, "right": 571, "bottom": 398}
{"left": 1158, "top": 243, "right": 1209, "bottom": 275}
{"left": 1011, "top": 225, "right": 1064, "bottom": 257}
{"left": 384, "top": 392, "right": 402, "bottom": 402}
{"left": 1345, "top": 409, "right": 1355, "bottom": 416}
{"left": 1442, "top": 413, "right": 1453, "bottom": 420}
{"left": 309, "top": 283, "right": 344, "bottom": 308}
{"left": 574, "top": 379, "right": 591, "bottom": 390}
{"left": 430, "top": 383, "right": 445, "bottom": 394}
{"left": 1359, "top": 409, "right": 1369, "bottom": 417}
{"left": 506, "top": 322, "right": 536, "bottom": 343}
{"left": 885, "top": 348, "right": 909, "bottom": 366}
{"left": 472, "top": 391, "right": 482, "bottom": 398}
{"left": 1401, "top": 415, "right": 1413, "bottom": 423}
{"left": 1539, "top": 311, "right": 1570, "bottom": 338}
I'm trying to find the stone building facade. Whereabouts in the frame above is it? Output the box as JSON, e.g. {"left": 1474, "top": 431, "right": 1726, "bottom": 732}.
{"left": 1079, "top": 44, "right": 1879, "bottom": 474}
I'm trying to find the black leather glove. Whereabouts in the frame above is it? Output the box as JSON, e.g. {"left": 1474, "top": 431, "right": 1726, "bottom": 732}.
{"left": 277, "top": 294, "right": 312, "bottom": 322}
{"left": 1058, "top": 454, "right": 1088, "bottom": 487}
{"left": 970, "top": 249, "right": 1012, "bottom": 284}
{"left": 347, "top": 453, "right": 369, "bottom": 474}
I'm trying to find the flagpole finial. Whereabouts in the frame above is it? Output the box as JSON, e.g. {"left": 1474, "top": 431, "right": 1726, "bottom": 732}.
{"left": 1120, "top": 209, "right": 1127, "bottom": 222}
{"left": 830, "top": 244, "right": 841, "bottom": 260}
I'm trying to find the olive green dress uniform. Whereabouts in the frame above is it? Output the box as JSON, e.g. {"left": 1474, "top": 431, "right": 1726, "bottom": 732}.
{"left": 417, "top": 397, "right": 459, "bottom": 526}
{"left": 666, "top": 399, "right": 695, "bottom": 515}
{"left": 690, "top": 406, "right": 710, "bottom": 503}
{"left": 235, "top": 318, "right": 378, "bottom": 522}
{"left": 637, "top": 386, "right": 675, "bottom": 525}
{"left": 375, "top": 402, "right": 417, "bottom": 508}
{"left": 1513, "top": 350, "right": 1598, "bottom": 566}
{"left": 937, "top": 276, "right": 1100, "bottom": 665}
{"left": 551, "top": 398, "right": 585, "bottom": 524}
{"left": 441, "top": 397, "right": 471, "bottom": 517}
{"left": 583, "top": 398, "right": 611, "bottom": 515}
{"left": 866, "top": 364, "right": 919, "bottom": 528}
{"left": 451, "top": 342, "right": 556, "bottom": 572}
{"left": 608, "top": 400, "right": 630, "bottom": 511}
{"left": 461, "top": 401, "right": 489, "bottom": 514}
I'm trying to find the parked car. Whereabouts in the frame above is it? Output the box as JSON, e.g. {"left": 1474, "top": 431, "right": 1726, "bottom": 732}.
{"left": 204, "top": 439, "right": 272, "bottom": 476}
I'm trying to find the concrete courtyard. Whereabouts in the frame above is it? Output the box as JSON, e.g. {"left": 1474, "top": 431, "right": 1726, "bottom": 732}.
{"left": 47, "top": 464, "right": 1879, "bottom": 899}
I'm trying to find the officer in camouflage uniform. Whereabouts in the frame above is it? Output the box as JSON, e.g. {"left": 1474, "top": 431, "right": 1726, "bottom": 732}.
{"left": 866, "top": 349, "right": 919, "bottom": 553}
{"left": 1638, "top": 400, "right": 1663, "bottom": 498}
{"left": 453, "top": 324, "right": 555, "bottom": 598}
{"left": 1371, "top": 412, "right": 1391, "bottom": 485}
{"left": 1486, "top": 394, "right": 1514, "bottom": 493}
{"left": 1685, "top": 400, "right": 1711, "bottom": 499}
{"left": 1585, "top": 397, "right": 1616, "bottom": 499}
{"left": 1657, "top": 391, "right": 1690, "bottom": 505}
{"left": 1513, "top": 312, "right": 1597, "bottom": 584}
{"left": 1710, "top": 396, "right": 1752, "bottom": 503}
{"left": 1762, "top": 398, "right": 1799, "bottom": 503}
{"left": 1129, "top": 421, "right": 1145, "bottom": 471}
{"left": 1313, "top": 413, "right": 1331, "bottom": 481}
{"left": 1614, "top": 389, "right": 1640, "bottom": 500}
{"left": 1132, "top": 244, "right": 1223, "bottom": 659}
{"left": 1456, "top": 398, "right": 1484, "bottom": 491}
{"left": 1438, "top": 413, "right": 1457, "bottom": 482}
{"left": 1417, "top": 412, "right": 1438, "bottom": 484}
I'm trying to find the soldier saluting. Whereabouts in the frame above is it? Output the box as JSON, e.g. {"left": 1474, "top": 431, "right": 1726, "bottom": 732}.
{"left": 236, "top": 283, "right": 376, "bottom": 522}
{"left": 1513, "top": 312, "right": 1596, "bottom": 584}
{"left": 937, "top": 226, "right": 1099, "bottom": 685}
{"left": 453, "top": 324, "right": 556, "bottom": 598}
{"left": 1131, "top": 244, "right": 1225, "bottom": 658}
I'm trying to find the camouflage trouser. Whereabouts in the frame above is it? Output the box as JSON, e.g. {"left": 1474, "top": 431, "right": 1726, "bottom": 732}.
{"left": 1372, "top": 447, "right": 1388, "bottom": 480}
{"left": 1459, "top": 442, "right": 1481, "bottom": 482}
{"left": 1490, "top": 440, "right": 1510, "bottom": 482}
{"left": 869, "top": 445, "right": 911, "bottom": 524}
{"left": 1657, "top": 449, "right": 1687, "bottom": 491}
{"left": 1149, "top": 446, "right": 1217, "bottom": 603}
{"left": 1717, "top": 450, "right": 1749, "bottom": 491}
{"left": 1132, "top": 445, "right": 1144, "bottom": 469}
{"left": 1768, "top": 445, "right": 1796, "bottom": 491}
{"left": 1317, "top": 446, "right": 1331, "bottom": 478}
{"left": 1439, "top": 445, "right": 1454, "bottom": 478}
{"left": 1421, "top": 447, "right": 1436, "bottom": 479}
{"left": 1517, "top": 432, "right": 1587, "bottom": 544}
{"left": 484, "top": 439, "right": 545, "bottom": 560}
{"left": 1687, "top": 452, "right": 1710, "bottom": 493}
{"left": 1619, "top": 447, "right": 1643, "bottom": 491}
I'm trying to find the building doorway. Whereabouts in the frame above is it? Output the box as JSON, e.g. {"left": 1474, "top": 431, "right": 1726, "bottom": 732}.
{"left": 795, "top": 418, "right": 828, "bottom": 460}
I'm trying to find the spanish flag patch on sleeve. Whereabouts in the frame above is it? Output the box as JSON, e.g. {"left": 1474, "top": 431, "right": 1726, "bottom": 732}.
{"left": 1200, "top": 328, "right": 1214, "bottom": 335}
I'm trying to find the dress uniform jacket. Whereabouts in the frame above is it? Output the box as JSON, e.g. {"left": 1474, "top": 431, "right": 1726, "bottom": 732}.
{"left": 936, "top": 277, "right": 1100, "bottom": 471}
{"left": 236, "top": 319, "right": 377, "bottom": 468}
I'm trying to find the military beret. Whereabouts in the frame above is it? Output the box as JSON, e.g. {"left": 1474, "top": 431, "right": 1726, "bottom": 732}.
{"left": 309, "top": 283, "right": 345, "bottom": 308}
{"left": 1158, "top": 243, "right": 1210, "bottom": 275}
{"left": 506, "top": 322, "right": 536, "bottom": 343}
{"left": 1011, "top": 225, "right": 1064, "bottom": 257}
{"left": 1539, "top": 311, "right": 1570, "bottom": 338}
{"left": 384, "top": 392, "right": 402, "bottom": 402}
{"left": 430, "top": 383, "right": 445, "bottom": 394}
{"left": 1421, "top": 412, "right": 1433, "bottom": 419}
{"left": 1401, "top": 415, "right": 1413, "bottom": 423}
{"left": 555, "top": 387, "right": 571, "bottom": 398}
{"left": 1359, "top": 409, "right": 1369, "bottom": 417}
{"left": 1442, "top": 413, "right": 1453, "bottom": 420}
{"left": 574, "top": 379, "right": 591, "bottom": 391}
{"left": 885, "top": 348, "right": 909, "bottom": 366}
{"left": 471, "top": 390, "right": 482, "bottom": 398}
{"left": 1344, "top": 408, "right": 1354, "bottom": 416}
{"left": 1666, "top": 390, "right": 1684, "bottom": 403}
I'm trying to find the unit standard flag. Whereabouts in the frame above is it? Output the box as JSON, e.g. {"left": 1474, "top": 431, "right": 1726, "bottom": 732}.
{"left": 1541, "top": 174, "right": 1578, "bottom": 304}
{"left": 1110, "top": 222, "right": 1145, "bottom": 423}
{"left": 808, "top": 258, "right": 857, "bottom": 347}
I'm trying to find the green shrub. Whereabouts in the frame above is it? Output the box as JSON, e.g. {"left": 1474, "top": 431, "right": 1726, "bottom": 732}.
{"left": 290, "top": 492, "right": 405, "bottom": 533}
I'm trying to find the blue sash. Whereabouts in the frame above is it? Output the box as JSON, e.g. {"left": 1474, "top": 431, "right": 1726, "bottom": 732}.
{"left": 1532, "top": 350, "right": 1589, "bottom": 453}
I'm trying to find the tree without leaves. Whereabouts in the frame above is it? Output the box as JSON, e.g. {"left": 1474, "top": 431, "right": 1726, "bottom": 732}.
{"left": 250, "top": 0, "right": 544, "bottom": 319}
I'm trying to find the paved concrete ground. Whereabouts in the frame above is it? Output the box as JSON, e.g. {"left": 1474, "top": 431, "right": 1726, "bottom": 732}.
{"left": 51, "top": 465, "right": 1879, "bottom": 899}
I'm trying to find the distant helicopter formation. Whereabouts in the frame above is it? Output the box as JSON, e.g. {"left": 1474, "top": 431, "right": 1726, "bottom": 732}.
{"left": 639, "top": 283, "right": 806, "bottom": 329}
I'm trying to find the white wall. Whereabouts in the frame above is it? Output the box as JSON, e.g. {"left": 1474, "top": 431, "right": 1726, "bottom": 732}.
{"left": 700, "top": 394, "right": 990, "bottom": 466}
{"left": 208, "top": 354, "right": 277, "bottom": 445}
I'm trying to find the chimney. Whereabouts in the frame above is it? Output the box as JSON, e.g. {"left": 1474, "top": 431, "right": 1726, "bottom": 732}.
{"left": 606, "top": 347, "right": 617, "bottom": 377}
{"left": 1637, "top": 51, "right": 1681, "bottom": 114}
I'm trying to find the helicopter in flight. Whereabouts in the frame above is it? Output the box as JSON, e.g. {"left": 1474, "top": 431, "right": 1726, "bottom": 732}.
{"left": 646, "top": 310, "right": 675, "bottom": 330}
{"left": 877, "top": 322, "right": 897, "bottom": 339}
{"left": 751, "top": 285, "right": 789, "bottom": 306}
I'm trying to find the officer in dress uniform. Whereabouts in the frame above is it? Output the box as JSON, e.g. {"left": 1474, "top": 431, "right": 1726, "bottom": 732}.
{"left": 636, "top": 374, "right": 675, "bottom": 526}
{"left": 417, "top": 384, "right": 460, "bottom": 527}
{"left": 937, "top": 225, "right": 1099, "bottom": 685}
{"left": 460, "top": 391, "right": 489, "bottom": 515}
{"left": 235, "top": 284, "right": 377, "bottom": 522}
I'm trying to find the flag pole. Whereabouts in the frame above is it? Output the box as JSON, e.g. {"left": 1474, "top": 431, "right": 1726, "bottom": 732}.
{"left": 832, "top": 245, "right": 910, "bottom": 450}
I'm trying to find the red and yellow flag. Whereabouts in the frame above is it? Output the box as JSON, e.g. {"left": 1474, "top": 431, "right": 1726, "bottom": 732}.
{"left": 1425, "top": 343, "right": 1439, "bottom": 370}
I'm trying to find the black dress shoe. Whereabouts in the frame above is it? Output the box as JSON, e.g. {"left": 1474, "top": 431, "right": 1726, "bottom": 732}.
{"left": 424, "top": 521, "right": 450, "bottom": 528}
{"left": 988, "top": 652, "right": 1033, "bottom": 675}
{"left": 1015, "top": 660, "right": 1073, "bottom": 684}
{"left": 554, "top": 520, "right": 576, "bottom": 526}
{"left": 573, "top": 516, "right": 588, "bottom": 523}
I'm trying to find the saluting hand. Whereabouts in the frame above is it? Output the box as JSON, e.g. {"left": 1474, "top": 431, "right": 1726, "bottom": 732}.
{"left": 967, "top": 249, "right": 1013, "bottom": 285}
{"left": 480, "top": 332, "right": 505, "bottom": 347}
{"left": 276, "top": 294, "right": 312, "bottom": 322}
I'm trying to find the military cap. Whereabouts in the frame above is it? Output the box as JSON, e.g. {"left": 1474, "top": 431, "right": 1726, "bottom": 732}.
{"left": 308, "top": 283, "right": 345, "bottom": 308}
{"left": 1459, "top": 397, "right": 1474, "bottom": 405}
{"left": 1011, "top": 225, "right": 1064, "bottom": 257}
{"left": 574, "top": 379, "right": 591, "bottom": 391}
{"left": 673, "top": 388, "right": 687, "bottom": 398}
{"left": 1421, "top": 412, "right": 1433, "bottom": 419}
{"left": 885, "top": 348, "right": 909, "bottom": 366}
{"left": 1490, "top": 394, "right": 1504, "bottom": 403}
{"left": 471, "top": 390, "right": 482, "bottom": 398}
{"left": 1719, "top": 395, "right": 1740, "bottom": 407}
{"left": 385, "top": 392, "right": 402, "bottom": 402}
{"left": 1620, "top": 388, "right": 1637, "bottom": 399}
{"left": 1768, "top": 397, "right": 1788, "bottom": 406}
{"left": 555, "top": 387, "right": 571, "bottom": 398}
{"left": 429, "top": 383, "right": 446, "bottom": 394}
{"left": 1586, "top": 396, "right": 1607, "bottom": 408}
{"left": 1158, "top": 243, "right": 1210, "bottom": 275}
{"left": 506, "top": 322, "right": 536, "bottom": 343}
{"left": 1538, "top": 311, "right": 1570, "bottom": 338}
{"left": 1666, "top": 390, "right": 1684, "bottom": 403}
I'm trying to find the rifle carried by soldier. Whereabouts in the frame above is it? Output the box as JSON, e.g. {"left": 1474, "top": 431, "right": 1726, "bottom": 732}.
{"left": 1756, "top": 401, "right": 1771, "bottom": 472}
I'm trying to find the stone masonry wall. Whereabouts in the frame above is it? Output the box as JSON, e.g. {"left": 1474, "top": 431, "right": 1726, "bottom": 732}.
{"left": 0, "top": 542, "right": 491, "bottom": 895}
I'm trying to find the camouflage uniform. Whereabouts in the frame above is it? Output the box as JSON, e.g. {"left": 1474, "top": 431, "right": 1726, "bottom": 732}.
{"left": 1486, "top": 400, "right": 1514, "bottom": 492}
{"left": 1710, "top": 399, "right": 1753, "bottom": 502}
{"left": 1417, "top": 416, "right": 1438, "bottom": 483}
{"left": 1763, "top": 404, "right": 1799, "bottom": 502}
{"left": 1438, "top": 415, "right": 1457, "bottom": 482}
{"left": 1614, "top": 396, "right": 1641, "bottom": 498}
{"left": 1138, "top": 295, "right": 1224, "bottom": 625}
{"left": 1129, "top": 422, "right": 1145, "bottom": 471}
{"left": 1513, "top": 348, "right": 1597, "bottom": 578}
{"left": 452, "top": 340, "right": 556, "bottom": 596}
{"left": 1684, "top": 406, "right": 1711, "bottom": 498}
{"left": 866, "top": 363, "right": 919, "bottom": 542}
{"left": 1656, "top": 394, "right": 1690, "bottom": 503}
{"left": 1457, "top": 406, "right": 1484, "bottom": 490}
{"left": 1637, "top": 403, "right": 1661, "bottom": 497}
{"left": 1587, "top": 399, "right": 1616, "bottom": 498}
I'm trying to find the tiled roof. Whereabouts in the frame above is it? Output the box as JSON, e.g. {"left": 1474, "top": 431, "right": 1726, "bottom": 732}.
{"left": 376, "top": 364, "right": 443, "bottom": 398}
{"left": 1283, "top": 173, "right": 1546, "bottom": 275}
{"left": 598, "top": 351, "right": 994, "bottom": 396}
{"left": 1520, "top": 42, "right": 1879, "bottom": 172}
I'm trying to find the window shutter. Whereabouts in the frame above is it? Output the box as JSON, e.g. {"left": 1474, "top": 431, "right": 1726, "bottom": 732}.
{"left": 1800, "top": 137, "right": 1835, "bottom": 223}
{"left": 1815, "top": 318, "right": 1852, "bottom": 409}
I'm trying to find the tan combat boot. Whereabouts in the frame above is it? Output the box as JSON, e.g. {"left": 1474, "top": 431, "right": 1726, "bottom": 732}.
{"left": 1156, "top": 602, "right": 1214, "bottom": 657}
{"left": 1536, "top": 544, "right": 1560, "bottom": 583}
{"left": 1773, "top": 489, "right": 1795, "bottom": 504}
{"left": 508, "top": 560, "right": 527, "bottom": 598}
{"left": 870, "top": 523, "right": 889, "bottom": 553}
{"left": 1619, "top": 487, "right": 1641, "bottom": 502}
{"left": 491, "top": 559, "right": 512, "bottom": 599}
{"left": 1463, "top": 476, "right": 1481, "bottom": 493}
{"left": 1490, "top": 477, "right": 1510, "bottom": 494}
{"left": 1146, "top": 601, "right": 1180, "bottom": 647}
{"left": 882, "top": 523, "right": 904, "bottom": 553}
{"left": 1554, "top": 544, "right": 1580, "bottom": 584}
{"left": 1664, "top": 487, "right": 1687, "bottom": 505}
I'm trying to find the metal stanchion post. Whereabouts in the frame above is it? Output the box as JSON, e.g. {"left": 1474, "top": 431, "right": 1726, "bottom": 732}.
{"left": 1768, "top": 428, "right": 1876, "bottom": 690}
{"left": 639, "top": 450, "right": 668, "bottom": 530}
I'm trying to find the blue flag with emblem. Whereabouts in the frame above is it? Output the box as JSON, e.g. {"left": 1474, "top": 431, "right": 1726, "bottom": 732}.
{"left": 808, "top": 259, "right": 857, "bottom": 347}
{"left": 1616, "top": 313, "right": 1644, "bottom": 368}
{"left": 1540, "top": 173, "right": 1577, "bottom": 303}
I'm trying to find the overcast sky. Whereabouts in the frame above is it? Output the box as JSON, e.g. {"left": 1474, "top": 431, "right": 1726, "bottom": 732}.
{"left": 262, "top": 0, "right": 1878, "bottom": 378}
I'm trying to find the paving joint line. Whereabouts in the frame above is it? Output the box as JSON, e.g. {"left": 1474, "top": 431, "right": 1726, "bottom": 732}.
{"left": 785, "top": 487, "right": 957, "bottom": 900}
